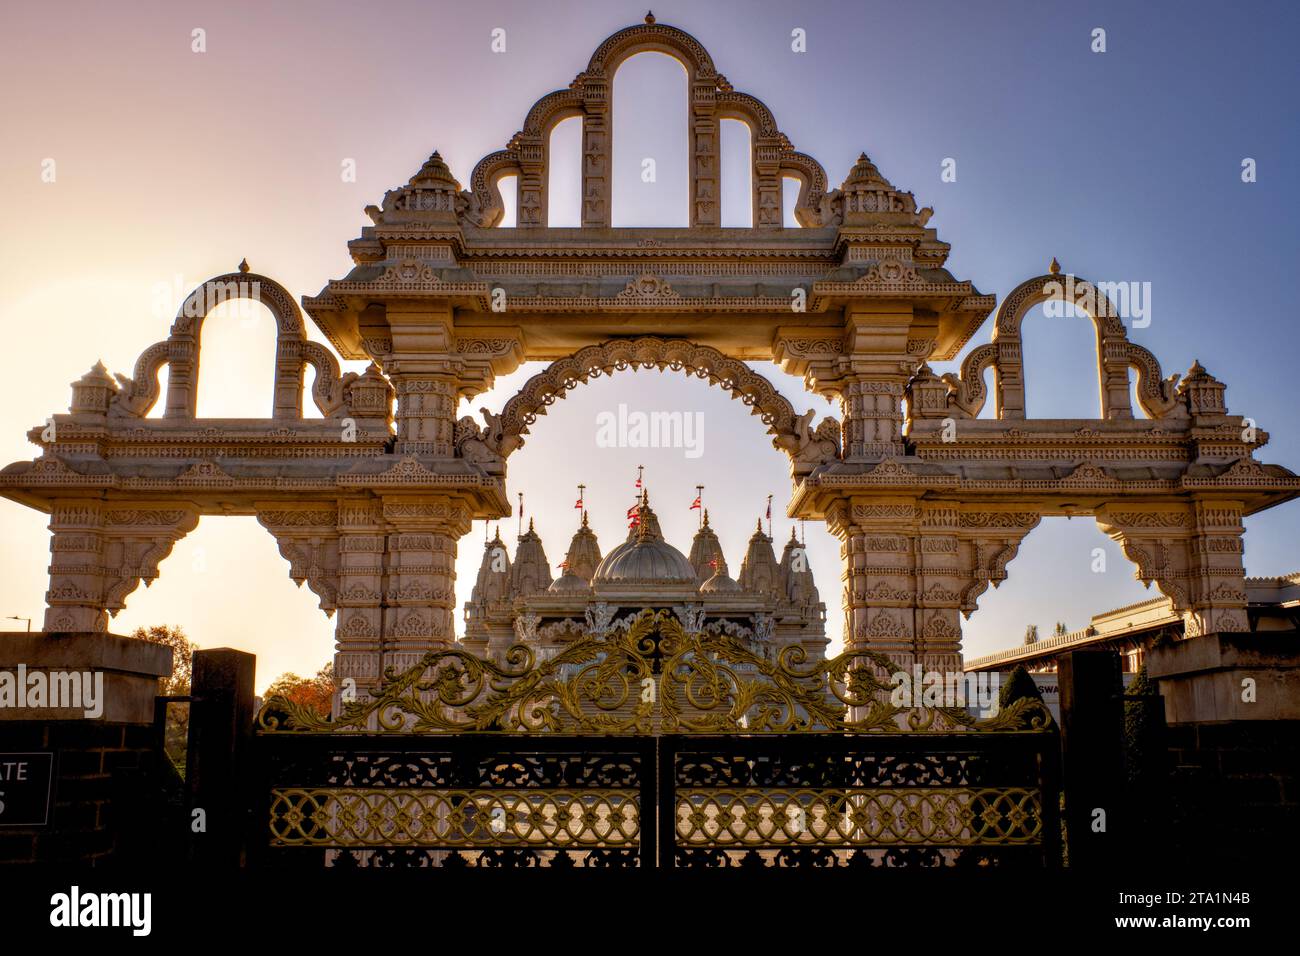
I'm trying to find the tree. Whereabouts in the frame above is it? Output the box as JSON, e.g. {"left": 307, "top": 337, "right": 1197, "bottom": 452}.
{"left": 1053, "top": 621, "right": 1068, "bottom": 638}
{"left": 132, "top": 624, "right": 198, "bottom": 695}
{"left": 264, "top": 662, "right": 337, "bottom": 718}
{"left": 1023, "top": 624, "right": 1039, "bottom": 645}
{"left": 997, "top": 664, "right": 1045, "bottom": 711}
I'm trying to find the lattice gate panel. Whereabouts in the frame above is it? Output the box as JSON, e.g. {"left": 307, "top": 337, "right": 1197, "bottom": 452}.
{"left": 251, "top": 736, "right": 656, "bottom": 868}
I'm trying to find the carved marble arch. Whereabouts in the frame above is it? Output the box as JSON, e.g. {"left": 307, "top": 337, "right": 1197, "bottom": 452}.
{"left": 107, "top": 268, "right": 363, "bottom": 422}
{"left": 458, "top": 14, "right": 836, "bottom": 230}
{"left": 964, "top": 271, "right": 1184, "bottom": 421}
{"left": 464, "top": 336, "right": 841, "bottom": 475}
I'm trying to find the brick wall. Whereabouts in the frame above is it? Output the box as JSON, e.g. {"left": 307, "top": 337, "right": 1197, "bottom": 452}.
{"left": 0, "top": 720, "right": 166, "bottom": 865}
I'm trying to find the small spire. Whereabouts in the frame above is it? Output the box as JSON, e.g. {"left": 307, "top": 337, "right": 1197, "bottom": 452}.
{"left": 645, "top": 10, "right": 655, "bottom": 24}
{"left": 581, "top": 509, "right": 589, "bottom": 527}
{"left": 756, "top": 518, "right": 763, "bottom": 532}
{"left": 1048, "top": 257, "right": 1061, "bottom": 275}
{"left": 238, "top": 258, "right": 250, "bottom": 274}
{"left": 701, "top": 508, "right": 711, "bottom": 528}
{"left": 789, "top": 527, "right": 799, "bottom": 542}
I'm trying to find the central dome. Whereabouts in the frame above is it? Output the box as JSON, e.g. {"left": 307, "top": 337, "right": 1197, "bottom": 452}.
{"left": 592, "top": 497, "right": 696, "bottom": 585}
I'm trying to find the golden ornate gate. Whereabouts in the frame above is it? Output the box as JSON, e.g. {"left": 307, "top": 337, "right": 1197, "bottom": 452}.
{"left": 253, "top": 610, "right": 1058, "bottom": 868}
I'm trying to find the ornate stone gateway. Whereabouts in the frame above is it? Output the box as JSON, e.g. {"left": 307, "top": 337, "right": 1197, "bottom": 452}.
{"left": 2, "top": 14, "right": 1296, "bottom": 692}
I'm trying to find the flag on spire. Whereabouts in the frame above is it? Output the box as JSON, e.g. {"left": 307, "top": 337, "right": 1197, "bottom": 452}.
{"left": 575, "top": 483, "right": 585, "bottom": 510}
{"left": 690, "top": 494, "right": 701, "bottom": 511}
{"left": 634, "top": 464, "right": 644, "bottom": 489}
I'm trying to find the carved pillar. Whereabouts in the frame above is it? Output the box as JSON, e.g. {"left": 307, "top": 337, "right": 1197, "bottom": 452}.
{"left": 993, "top": 338, "right": 1024, "bottom": 418}
{"left": 916, "top": 504, "right": 965, "bottom": 672}
{"left": 272, "top": 336, "right": 304, "bottom": 419}
{"left": 753, "top": 137, "right": 784, "bottom": 229}
{"left": 826, "top": 498, "right": 919, "bottom": 669}
{"left": 836, "top": 306, "right": 918, "bottom": 460}
{"left": 333, "top": 499, "right": 387, "bottom": 697}
{"left": 840, "top": 379, "right": 906, "bottom": 460}
{"left": 690, "top": 79, "right": 720, "bottom": 227}
{"left": 45, "top": 501, "right": 109, "bottom": 632}
{"left": 45, "top": 501, "right": 199, "bottom": 633}
{"left": 380, "top": 496, "right": 471, "bottom": 674}
{"left": 581, "top": 80, "right": 611, "bottom": 227}
{"left": 516, "top": 134, "right": 546, "bottom": 227}
{"left": 393, "top": 375, "right": 457, "bottom": 456}
{"left": 163, "top": 331, "right": 197, "bottom": 419}
{"left": 1096, "top": 501, "right": 1248, "bottom": 638}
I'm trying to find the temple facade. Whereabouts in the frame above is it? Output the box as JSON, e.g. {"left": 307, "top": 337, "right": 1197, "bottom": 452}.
{"left": 463, "top": 497, "right": 828, "bottom": 663}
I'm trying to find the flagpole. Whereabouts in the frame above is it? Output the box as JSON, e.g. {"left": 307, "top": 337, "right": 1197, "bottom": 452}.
{"left": 696, "top": 484, "right": 704, "bottom": 528}
{"left": 517, "top": 491, "right": 524, "bottom": 537}
{"left": 766, "top": 494, "right": 773, "bottom": 538}
{"left": 577, "top": 483, "right": 586, "bottom": 519}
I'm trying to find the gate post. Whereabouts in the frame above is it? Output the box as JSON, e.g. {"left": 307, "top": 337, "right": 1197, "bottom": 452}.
{"left": 186, "top": 648, "right": 256, "bottom": 866}
{"left": 1058, "top": 650, "right": 1124, "bottom": 868}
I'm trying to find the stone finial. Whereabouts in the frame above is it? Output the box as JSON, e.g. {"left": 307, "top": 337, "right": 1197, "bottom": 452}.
{"left": 238, "top": 258, "right": 250, "bottom": 274}
{"left": 1049, "top": 257, "right": 1061, "bottom": 275}
{"left": 70, "top": 360, "right": 118, "bottom": 417}
{"left": 645, "top": 10, "right": 655, "bottom": 24}
{"left": 1177, "top": 359, "right": 1228, "bottom": 416}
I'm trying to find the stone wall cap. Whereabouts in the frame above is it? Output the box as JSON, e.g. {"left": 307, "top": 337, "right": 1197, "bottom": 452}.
{"left": 0, "top": 631, "right": 172, "bottom": 677}
{"left": 1147, "top": 630, "right": 1299, "bottom": 679}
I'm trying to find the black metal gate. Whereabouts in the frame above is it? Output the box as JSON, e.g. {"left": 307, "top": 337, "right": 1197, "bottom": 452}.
{"left": 250, "top": 730, "right": 1057, "bottom": 869}
{"left": 245, "top": 610, "right": 1059, "bottom": 868}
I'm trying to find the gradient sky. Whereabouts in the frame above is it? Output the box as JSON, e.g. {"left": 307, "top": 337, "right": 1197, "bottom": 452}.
{"left": 1, "top": 0, "right": 1296, "bottom": 691}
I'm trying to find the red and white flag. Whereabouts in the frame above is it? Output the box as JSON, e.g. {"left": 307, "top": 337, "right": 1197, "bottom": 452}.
{"left": 574, "top": 498, "right": 583, "bottom": 509}
{"left": 690, "top": 495, "right": 701, "bottom": 511}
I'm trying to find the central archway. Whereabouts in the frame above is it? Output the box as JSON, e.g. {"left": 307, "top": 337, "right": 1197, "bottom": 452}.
{"left": 473, "top": 337, "right": 841, "bottom": 474}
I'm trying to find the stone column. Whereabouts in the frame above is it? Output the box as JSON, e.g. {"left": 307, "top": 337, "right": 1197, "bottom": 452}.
{"left": 837, "top": 306, "right": 918, "bottom": 460}
{"left": 333, "top": 498, "right": 386, "bottom": 696}
{"left": 690, "top": 79, "right": 720, "bottom": 227}
{"left": 826, "top": 497, "right": 919, "bottom": 668}
{"left": 915, "top": 504, "right": 965, "bottom": 673}
{"left": 380, "top": 496, "right": 471, "bottom": 674}
{"left": 753, "top": 137, "right": 784, "bottom": 228}
{"left": 516, "top": 135, "right": 546, "bottom": 227}
{"left": 393, "top": 374, "right": 458, "bottom": 456}
{"left": 581, "top": 81, "right": 611, "bottom": 227}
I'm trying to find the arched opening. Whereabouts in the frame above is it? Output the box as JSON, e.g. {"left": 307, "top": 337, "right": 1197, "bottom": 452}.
{"left": 1017, "top": 300, "right": 1106, "bottom": 419}
{"left": 194, "top": 299, "right": 277, "bottom": 418}
{"left": 612, "top": 52, "right": 689, "bottom": 226}
{"left": 459, "top": 358, "right": 842, "bottom": 653}
{"left": 111, "top": 516, "right": 335, "bottom": 694}
{"left": 960, "top": 516, "right": 1156, "bottom": 669}
{"left": 781, "top": 177, "right": 802, "bottom": 228}
{"left": 719, "top": 118, "right": 752, "bottom": 227}
{"left": 497, "top": 173, "right": 518, "bottom": 227}
{"left": 547, "top": 116, "right": 583, "bottom": 227}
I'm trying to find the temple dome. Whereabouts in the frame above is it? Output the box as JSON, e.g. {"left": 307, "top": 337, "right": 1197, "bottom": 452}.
{"left": 548, "top": 571, "right": 591, "bottom": 593}
{"left": 700, "top": 569, "right": 743, "bottom": 593}
{"left": 592, "top": 496, "right": 696, "bottom": 585}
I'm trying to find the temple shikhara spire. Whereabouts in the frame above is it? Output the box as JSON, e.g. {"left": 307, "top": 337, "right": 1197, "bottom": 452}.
{"left": 0, "top": 14, "right": 1294, "bottom": 704}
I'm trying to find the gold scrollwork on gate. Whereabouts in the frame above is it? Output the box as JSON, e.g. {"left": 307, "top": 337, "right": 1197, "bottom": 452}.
{"left": 257, "top": 609, "right": 1053, "bottom": 735}
{"left": 675, "top": 788, "right": 1041, "bottom": 847}
{"left": 270, "top": 788, "right": 641, "bottom": 848}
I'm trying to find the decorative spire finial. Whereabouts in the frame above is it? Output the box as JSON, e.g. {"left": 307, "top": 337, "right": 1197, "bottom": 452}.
{"left": 1048, "top": 257, "right": 1061, "bottom": 275}
{"left": 238, "top": 258, "right": 250, "bottom": 274}
{"left": 645, "top": 10, "right": 655, "bottom": 24}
